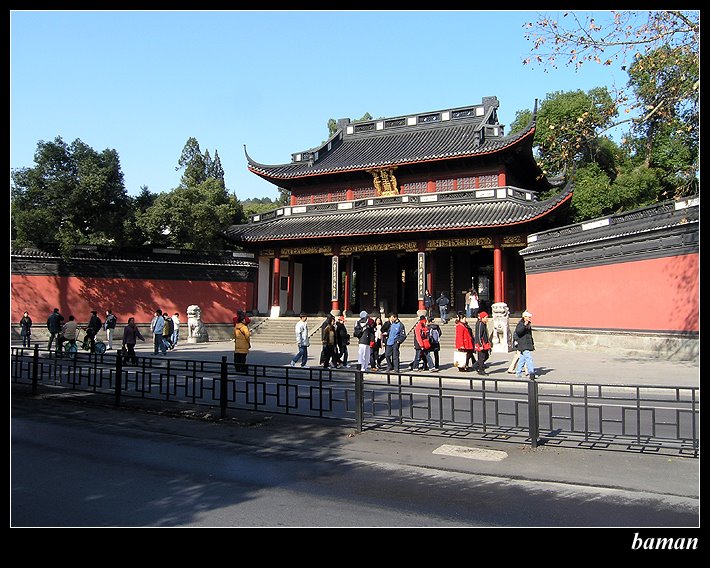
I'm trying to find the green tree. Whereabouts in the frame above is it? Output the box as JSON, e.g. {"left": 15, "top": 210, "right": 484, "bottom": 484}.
{"left": 11, "top": 136, "right": 131, "bottom": 256}
{"left": 509, "top": 88, "right": 617, "bottom": 177}
{"left": 176, "top": 137, "right": 207, "bottom": 186}
{"left": 522, "top": 10, "right": 699, "bottom": 203}
{"left": 138, "top": 138, "right": 244, "bottom": 249}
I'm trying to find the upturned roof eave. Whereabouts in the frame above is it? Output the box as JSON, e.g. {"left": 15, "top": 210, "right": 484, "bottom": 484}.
{"left": 224, "top": 178, "right": 573, "bottom": 245}
{"left": 245, "top": 122, "right": 537, "bottom": 183}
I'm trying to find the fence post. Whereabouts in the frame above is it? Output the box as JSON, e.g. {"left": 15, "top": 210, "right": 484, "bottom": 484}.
{"left": 220, "top": 356, "right": 228, "bottom": 419}
{"left": 527, "top": 376, "right": 539, "bottom": 448}
{"left": 114, "top": 350, "right": 122, "bottom": 406}
{"left": 354, "top": 364, "right": 363, "bottom": 433}
{"left": 32, "top": 344, "right": 39, "bottom": 395}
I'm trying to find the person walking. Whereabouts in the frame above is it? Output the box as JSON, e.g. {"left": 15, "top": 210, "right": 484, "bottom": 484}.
{"left": 515, "top": 311, "right": 536, "bottom": 378}
{"left": 377, "top": 314, "right": 392, "bottom": 369}
{"left": 320, "top": 315, "right": 338, "bottom": 369}
{"left": 103, "top": 310, "right": 117, "bottom": 350}
{"left": 171, "top": 313, "right": 181, "bottom": 348}
{"left": 233, "top": 313, "right": 251, "bottom": 372}
{"left": 354, "top": 311, "right": 374, "bottom": 371}
{"left": 46, "top": 308, "right": 64, "bottom": 352}
{"left": 334, "top": 315, "right": 350, "bottom": 367}
{"left": 150, "top": 309, "right": 166, "bottom": 355}
{"left": 290, "top": 313, "right": 310, "bottom": 367}
{"left": 407, "top": 315, "right": 434, "bottom": 371}
{"left": 85, "top": 310, "right": 102, "bottom": 352}
{"left": 473, "top": 311, "right": 492, "bottom": 375}
{"left": 454, "top": 312, "right": 475, "bottom": 372}
{"left": 122, "top": 317, "right": 144, "bottom": 365}
{"left": 162, "top": 312, "right": 174, "bottom": 350}
{"left": 426, "top": 316, "right": 442, "bottom": 371}
{"left": 19, "top": 311, "right": 32, "bottom": 348}
{"left": 384, "top": 313, "right": 405, "bottom": 372}
{"left": 436, "top": 292, "right": 450, "bottom": 324}
{"left": 370, "top": 316, "right": 383, "bottom": 371}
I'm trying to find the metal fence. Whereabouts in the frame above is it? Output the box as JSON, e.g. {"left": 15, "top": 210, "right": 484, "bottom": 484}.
{"left": 11, "top": 346, "right": 699, "bottom": 457}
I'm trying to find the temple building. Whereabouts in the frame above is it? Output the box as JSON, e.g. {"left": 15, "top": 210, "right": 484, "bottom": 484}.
{"left": 225, "top": 96, "right": 573, "bottom": 317}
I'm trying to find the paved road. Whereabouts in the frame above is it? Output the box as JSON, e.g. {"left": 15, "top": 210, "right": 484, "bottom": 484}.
{"left": 11, "top": 338, "right": 700, "bottom": 532}
{"left": 11, "top": 390, "right": 699, "bottom": 529}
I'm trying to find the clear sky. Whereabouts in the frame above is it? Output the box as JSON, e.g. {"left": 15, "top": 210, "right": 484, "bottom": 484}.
{"left": 10, "top": 10, "right": 631, "bottom": 200}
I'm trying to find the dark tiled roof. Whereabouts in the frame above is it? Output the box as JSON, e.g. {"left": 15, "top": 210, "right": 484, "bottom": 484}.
{"left": 521, "top": 196, "right": 700, "bottom": 255}
{"left": 245, "top": 107, "right": 536, "bottom": 182}
{"left": 225, "top": 182, "right": 573, "bottom": 244}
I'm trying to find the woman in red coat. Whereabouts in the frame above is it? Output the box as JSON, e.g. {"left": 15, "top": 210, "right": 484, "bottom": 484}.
{"left": 454, "top": 312, "right": 475, "bottom": 372}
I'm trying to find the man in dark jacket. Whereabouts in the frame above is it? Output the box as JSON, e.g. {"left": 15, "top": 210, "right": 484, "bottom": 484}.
{"left": 85, "top": 310, "right": 102, "bottom": 352}
{"left": 514, "top": 311, "right": 536, "bottom": 378}
{"left": 334, "top": 315, "right": 350, "bottom": 367}
{"left": 46, "top": 308, "right": 64, "bottom": 352}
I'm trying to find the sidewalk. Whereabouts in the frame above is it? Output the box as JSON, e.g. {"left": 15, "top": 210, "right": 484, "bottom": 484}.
{"left": 117, "top": 337, "right": 700, "bottom": 387}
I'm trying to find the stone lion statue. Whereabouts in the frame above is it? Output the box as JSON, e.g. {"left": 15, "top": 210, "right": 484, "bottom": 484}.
{"left": 491, "top": 302, "right": 510, "bottom": 353}
{"left": 187, "top": 304, "right": 209, "bottom": 343}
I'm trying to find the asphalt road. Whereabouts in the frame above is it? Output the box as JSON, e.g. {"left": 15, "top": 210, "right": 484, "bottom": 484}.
{"left": 11, "top": 387, "right": 699, "bottom": 530}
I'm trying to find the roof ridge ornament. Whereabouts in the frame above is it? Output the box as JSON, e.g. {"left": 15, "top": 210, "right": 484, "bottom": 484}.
{"left": 368, "top": 167, "right": 399, "bottom": 196}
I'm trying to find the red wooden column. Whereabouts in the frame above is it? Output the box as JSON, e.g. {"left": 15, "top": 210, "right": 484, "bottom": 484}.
{"left": 331, "top": 246, "right": 340, "bottom": 314}
{"left": 417, "top": 240, "right": 427, "bottom": 313}
{"left": 271, "top": 249, "right": 281, "bottom": 317}
{"left": 493, "top": 237, "right": 503, "bottom": 304}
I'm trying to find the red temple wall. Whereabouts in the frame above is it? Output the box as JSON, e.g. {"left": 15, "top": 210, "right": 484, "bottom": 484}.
{"left": 10, "top": 274, "right": 254, "bottom": 325}
{"left": 525, "top": 253, "right": 699, "bottom": 332}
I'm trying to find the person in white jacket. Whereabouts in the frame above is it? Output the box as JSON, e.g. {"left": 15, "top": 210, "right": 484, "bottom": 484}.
{"left": 290, "top": 313, "right": 310, "bottom": 367}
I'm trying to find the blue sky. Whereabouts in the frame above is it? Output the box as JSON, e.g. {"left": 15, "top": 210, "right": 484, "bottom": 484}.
{"left": 10, "top": 10, "right": 632, "bottom": 200}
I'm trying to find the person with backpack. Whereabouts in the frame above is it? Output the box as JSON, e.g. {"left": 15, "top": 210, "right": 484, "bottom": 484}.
{"left": 407, "top": 315, "right": 435, "bottom": 371}
{"left": 427, "top": 316, "right": 442, "bottom": 371}
{"left": 85, "top": 310, "right": 102, "bottom": 352}
{"left": 354, "top": 310, "right": 374, "bottom": 371}
{"left": 162, "top": 312, "right": 174, "bottom": 351}
{"left": 103, "top": 309, "right": 117, "bottom": 350}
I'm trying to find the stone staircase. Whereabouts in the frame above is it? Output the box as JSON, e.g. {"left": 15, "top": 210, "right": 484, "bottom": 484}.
{"left": 246, "top": 316, "right": 461, "bottom": 350}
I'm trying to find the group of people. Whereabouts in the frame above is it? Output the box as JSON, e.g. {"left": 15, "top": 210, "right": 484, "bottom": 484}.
{"left": 290, "top": 310, "right": 441, "bottom": 373}
{"left": 149, "top": 310, "right": 181, "bottom": 356}
{"left": 40, "top": 307, "right": 114, "bottom": 354}
{"left": 18, "top": 307, "right": 182, "bottom": 365}
{"left": 286, "top": 307, "right": 536, "bottom": 377}
{"left": 453, "top": 310, "right": 493, "bottom": 374}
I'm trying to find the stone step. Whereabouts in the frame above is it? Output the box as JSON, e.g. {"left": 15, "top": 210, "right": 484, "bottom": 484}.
{"left": 244, "top": 315, "right": 499, "bottom": 348}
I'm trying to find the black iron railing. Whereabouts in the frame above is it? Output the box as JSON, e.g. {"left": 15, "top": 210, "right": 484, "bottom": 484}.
{"left": 11, "top": 346, "right": 699, "bottom": 457}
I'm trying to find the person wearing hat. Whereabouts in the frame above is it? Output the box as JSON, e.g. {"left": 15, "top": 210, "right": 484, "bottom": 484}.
{"left": 407, "top": 315, "right": 435, "bottom": 371}
{"left": 514, "top": 311, "right": 536, "bottom": 378}
{"left": 473, "top": 311, "right": 492, "bottom": 375}
{"left": 320, "top": 314, "right": 338, "bottom": 368}
{"left": 354, "top": 310, "right": 374, "bottom": 371}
